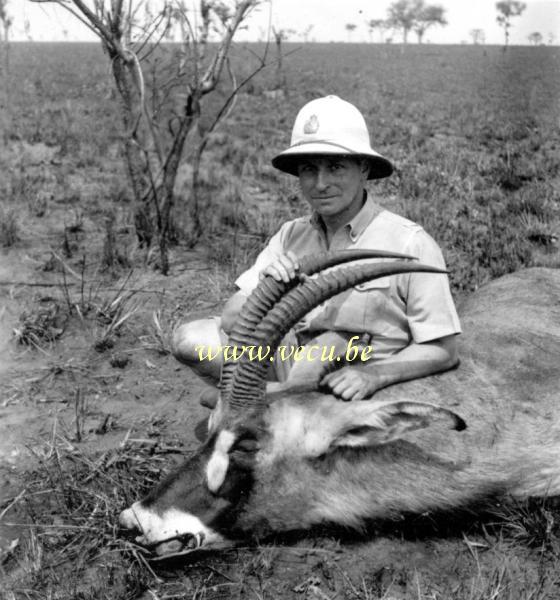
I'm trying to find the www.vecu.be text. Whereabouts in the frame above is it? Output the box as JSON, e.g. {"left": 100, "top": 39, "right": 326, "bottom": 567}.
{"left": 195, "top": 336, "right": 374, "bottom": 363}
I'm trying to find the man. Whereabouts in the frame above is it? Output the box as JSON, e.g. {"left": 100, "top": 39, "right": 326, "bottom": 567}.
{"left": 173, "top": 95, "right": 461, "bottom": 401}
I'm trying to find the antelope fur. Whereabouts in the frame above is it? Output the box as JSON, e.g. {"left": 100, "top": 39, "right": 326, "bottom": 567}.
{"left": 119, "top": 266, "right": 560, "bottom": 556}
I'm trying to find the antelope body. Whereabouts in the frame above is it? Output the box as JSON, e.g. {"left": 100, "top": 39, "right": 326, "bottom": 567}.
{"left": 120, "top": 256, "right": 560, "bottom": 558}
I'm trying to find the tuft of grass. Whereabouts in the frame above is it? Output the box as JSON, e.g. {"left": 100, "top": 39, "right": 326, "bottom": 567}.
{"left": 488, "top": 497, "right": 560, "bottom": 552}
{"left": 0, "top": 207, "right": 20, "bottom": 247}
{"left": 140, "top": 308, "right": 177, "bottom": 356}
{"left": 91, "top": 283, "right": 142, "bottom": 352}
{"left": 54, "top": 261, "right": 142, "bottom": 352}
{"left": 13, "top": 298, "right": 68, "bottom": 351}
{"left": 518, "top": 212, "right": 559, "bottom": 247}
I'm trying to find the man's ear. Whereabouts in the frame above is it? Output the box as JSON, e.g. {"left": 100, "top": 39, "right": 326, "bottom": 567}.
{"left": 330, "top": 400, "right": 466, "bottom": 449}
{"left": 360, "top": 157, "right": 370, "bottom": 178}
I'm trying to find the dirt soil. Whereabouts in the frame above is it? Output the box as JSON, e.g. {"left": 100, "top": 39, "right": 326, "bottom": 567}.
{"left": 1, "top": 142, "right": 559, "bottom": 599}
{"left": 0, "top": 142, "right": 219, "bottom": 560}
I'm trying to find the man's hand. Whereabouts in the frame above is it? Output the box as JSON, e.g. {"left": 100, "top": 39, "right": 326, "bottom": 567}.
{"left": 320, "top": 366, "right": 383, "bottom": 402}
{"left": 320, "top": 335, "right": 459, "bottom": 402}
{"left": 260, "top": 251, "right": 300, "bottom": 283}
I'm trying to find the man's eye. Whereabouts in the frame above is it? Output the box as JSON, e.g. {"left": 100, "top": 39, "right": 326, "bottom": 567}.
{"left": 330, "top": 163, "right": 344, "bottom": 171}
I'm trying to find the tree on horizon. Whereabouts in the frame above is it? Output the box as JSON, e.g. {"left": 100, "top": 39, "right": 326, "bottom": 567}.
{"left": 387, "top": 0, "right": 447, "bottom": 44}
{"left": 527, "top": 31, "right": 543, "bottom": 45}
{"left": 0, "top": 0, "right": 12, "bottom": 42}
{"left": 387, "top": 0, "right": 421, "bottom": 43}
{"left": 345, "top": 22, "right": 357, "bottom": 42}
{"left": 469, "top": 28, "right": 486, "bottom": 44}
{"left": 301, "top": 24, "right": 314, "bottom": 43}
{"left": 414, "top": 4, "right": 446, "bottom": 43}
{"left": 367, "top": 18, "right": 386, "bottom": 43}
{"left": 496, "top": 0, "right": 526, "bottom": 47}
{"left": 0, "top": 0, "right": 12, "bottom": 145}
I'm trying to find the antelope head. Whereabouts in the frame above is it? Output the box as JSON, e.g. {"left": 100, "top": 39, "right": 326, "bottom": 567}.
{"left": 119, "top": 250, "right": 466, "bottom": 558}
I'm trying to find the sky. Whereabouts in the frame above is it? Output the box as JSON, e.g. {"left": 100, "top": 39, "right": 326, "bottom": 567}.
{"left": 11, "top": 0, "right": 560, "bottom": 45}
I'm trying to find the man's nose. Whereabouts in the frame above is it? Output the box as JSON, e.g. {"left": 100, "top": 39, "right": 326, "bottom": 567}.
{"left": 315, "top": 168, "right": 329, "bottom": 190}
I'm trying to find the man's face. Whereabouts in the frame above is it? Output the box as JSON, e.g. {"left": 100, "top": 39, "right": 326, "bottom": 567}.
{"left": 296, "top": 156, "right": 368, "bottom": 219}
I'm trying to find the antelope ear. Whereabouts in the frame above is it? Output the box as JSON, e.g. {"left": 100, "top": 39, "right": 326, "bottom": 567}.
{"left": 330, "top": 401, "right": 466, "bottom": 449}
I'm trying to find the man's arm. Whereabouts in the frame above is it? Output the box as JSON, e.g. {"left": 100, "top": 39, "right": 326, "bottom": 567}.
{"left": 321, "top": 334, "right": 459, "bottom": 401}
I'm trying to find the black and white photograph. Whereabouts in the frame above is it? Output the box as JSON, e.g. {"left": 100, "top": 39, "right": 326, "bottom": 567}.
{"left": 1, "top": 0, "right": 560, "bottom": 597}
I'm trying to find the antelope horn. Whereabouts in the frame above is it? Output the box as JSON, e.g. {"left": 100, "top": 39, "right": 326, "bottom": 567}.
{"left": 226, "top": 261, "right": 447, "bottom": 412}
{"left": 220, "top": 249, "right": 415, "bottom": 395}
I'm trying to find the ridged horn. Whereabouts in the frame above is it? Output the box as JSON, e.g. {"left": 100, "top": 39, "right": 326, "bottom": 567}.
{"left": 226, "top": 261, "right": 447, "bottom": 411}
{"left": 219, "top": 250, "right": 415, "bottom": 396}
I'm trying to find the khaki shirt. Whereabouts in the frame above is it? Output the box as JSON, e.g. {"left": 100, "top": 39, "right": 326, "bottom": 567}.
{"left": 235, "top": 197, "right": 461, "bottom": 360}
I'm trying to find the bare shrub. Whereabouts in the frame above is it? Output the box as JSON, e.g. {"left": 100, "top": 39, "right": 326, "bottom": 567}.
{"left": 30, "top": 0, "right": 265, "bottom": 275}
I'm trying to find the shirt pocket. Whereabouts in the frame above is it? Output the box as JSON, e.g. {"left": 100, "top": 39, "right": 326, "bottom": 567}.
{"left": 332, "top": 277, "right": 392, "bottom": 333}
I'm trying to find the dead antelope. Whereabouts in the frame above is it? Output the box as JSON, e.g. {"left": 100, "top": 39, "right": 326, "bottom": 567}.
{"left": 119, "top": 252, "right": 560, "bottom": 558}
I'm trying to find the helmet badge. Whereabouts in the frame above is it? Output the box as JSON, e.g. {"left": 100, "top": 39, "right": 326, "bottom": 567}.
{"left": 303, "top": 114, "right": 320, "bottom": 135}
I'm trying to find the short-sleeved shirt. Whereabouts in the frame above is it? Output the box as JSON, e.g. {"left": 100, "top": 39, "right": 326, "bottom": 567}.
{"left": 235, "top": 196, "right": 461, "bottom": 360}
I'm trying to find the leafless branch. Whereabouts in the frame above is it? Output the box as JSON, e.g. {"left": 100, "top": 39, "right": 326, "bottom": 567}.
{"left": 112, "top": 0, "right": 125, "bottom": 36}
{"left": 200, "top": 0, "right": 256, "bottom": 94}
{"left": 133, "top": 5, "right": 169, "bottom": 58}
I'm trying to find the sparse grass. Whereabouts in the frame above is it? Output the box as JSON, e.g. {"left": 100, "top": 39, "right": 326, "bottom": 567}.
{"left": 100, "top": 211, "right": 133, "bottom": 274}
{"left": 205, "top": 230, "right": 263, "bottom": 280}
{"left": 28, "top": 189, "right": 51, "bottom": 218}
{"left": 64, "top": 209, "right": 84, "bottom": 234}
{"left": 12, "top": 257, "right": 142, "bottom": 354}
{"left": 0, "top": 430, "right": 175, "bottom": 599}
{"left": 519, "top": 212, "right": 559, "bottom": 247}
{"left": 0, "top": 207, "right": 20, "bottom": 247}
{"left": 140, "top": 308, "right": 177, "bottom": 356}
{"left": 436, "top": 556, "right": 560, "bottom": 600}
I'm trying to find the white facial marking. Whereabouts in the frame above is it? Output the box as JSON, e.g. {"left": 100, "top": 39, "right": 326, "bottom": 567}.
{"left": 120, "top": 501, "right": 224, "bottom": 548}
{"left": 206, "top": 430, "right": 236, "bottom": 493}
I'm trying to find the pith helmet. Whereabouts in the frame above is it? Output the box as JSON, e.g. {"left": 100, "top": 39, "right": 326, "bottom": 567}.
{"left": 271, "top": 95, "right": 393, "bottom": 180}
